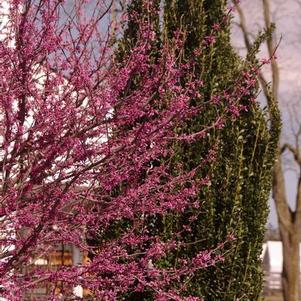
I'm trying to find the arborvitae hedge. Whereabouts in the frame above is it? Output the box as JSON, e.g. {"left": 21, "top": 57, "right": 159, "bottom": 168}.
{"left": 162, "top": 1, "right": 280, "bottom": 300}
{"left": 99, "top": 1, "right": 280, "bottom": 300}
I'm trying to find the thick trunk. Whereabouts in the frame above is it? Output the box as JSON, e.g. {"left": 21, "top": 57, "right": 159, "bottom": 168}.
{"left": 280, "top": 226, "right": 300, "bottom": 301}
{"left": 273, "top": 157, "right": 301, "bottom": 301}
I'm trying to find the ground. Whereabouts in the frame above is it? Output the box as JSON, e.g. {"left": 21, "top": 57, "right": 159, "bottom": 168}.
{"left": 265, "top": 292, "right": 283, "bottom": 301}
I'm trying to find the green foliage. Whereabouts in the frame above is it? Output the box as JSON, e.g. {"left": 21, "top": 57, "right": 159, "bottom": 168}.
{"left": 116, "top": 0, "right": 161, "bottom": 62}
{"left": 161, "top": 1, "right": 280, "bottom": 300}
{"left": 107, "top": 0, "right": 280, "bottom": 300}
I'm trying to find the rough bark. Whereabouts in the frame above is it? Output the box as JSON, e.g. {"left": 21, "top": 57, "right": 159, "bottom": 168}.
{"left": 273, "top": 155, "right": 301, "bottom": 301}
{"left": 280, "top": 225, "right": 300, "bottom": 301}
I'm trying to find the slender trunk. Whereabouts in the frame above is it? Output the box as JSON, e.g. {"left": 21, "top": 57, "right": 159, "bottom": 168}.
{"left": 280, "top": 225, "right": 300, "bottom": 301}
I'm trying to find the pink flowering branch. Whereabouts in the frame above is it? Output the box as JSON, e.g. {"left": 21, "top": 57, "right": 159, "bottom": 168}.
{"left": 0, "top": 0, "right": 259, "bottom": 300}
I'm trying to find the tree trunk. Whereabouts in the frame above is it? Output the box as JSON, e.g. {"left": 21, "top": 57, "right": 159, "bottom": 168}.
{"left": 273, "top": 157, "right": 301, "bottom": 301}
{"left": 280, "top": 226, "right": 300, "bottom": 301}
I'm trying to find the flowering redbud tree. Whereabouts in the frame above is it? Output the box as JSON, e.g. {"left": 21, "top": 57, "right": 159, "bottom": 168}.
{"left": 0, "top": 0, "right": 262, "bottom": 300}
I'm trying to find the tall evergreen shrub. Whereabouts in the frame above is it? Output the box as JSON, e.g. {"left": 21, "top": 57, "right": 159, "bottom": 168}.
{"left": 96, "top": 1, "right": 280, "bottom": 300}
{"left": 163, "top": 1, "right": 280, "bottom": 300}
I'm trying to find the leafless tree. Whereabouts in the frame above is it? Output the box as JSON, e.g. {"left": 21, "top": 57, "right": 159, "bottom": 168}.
{"left": 233, "top": 1, "right": 301, "bottom": 300}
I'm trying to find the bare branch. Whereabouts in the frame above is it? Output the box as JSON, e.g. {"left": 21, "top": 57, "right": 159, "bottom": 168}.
{"left": 281, "top": 143, "right": 301, "bottom": 166}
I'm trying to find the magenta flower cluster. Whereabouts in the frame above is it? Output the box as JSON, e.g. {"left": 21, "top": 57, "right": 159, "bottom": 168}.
{"left": 0, "top": 0, "right": 259, "bottom": 300}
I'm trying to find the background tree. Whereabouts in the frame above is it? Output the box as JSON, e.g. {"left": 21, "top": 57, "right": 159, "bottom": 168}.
{"left": 232, "top": 0, "right": 300, "bottom": 300}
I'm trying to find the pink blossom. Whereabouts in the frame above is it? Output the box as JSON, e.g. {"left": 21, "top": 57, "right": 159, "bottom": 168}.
{"left": 0, "top": 0, "right": 259, "bottom": 300}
